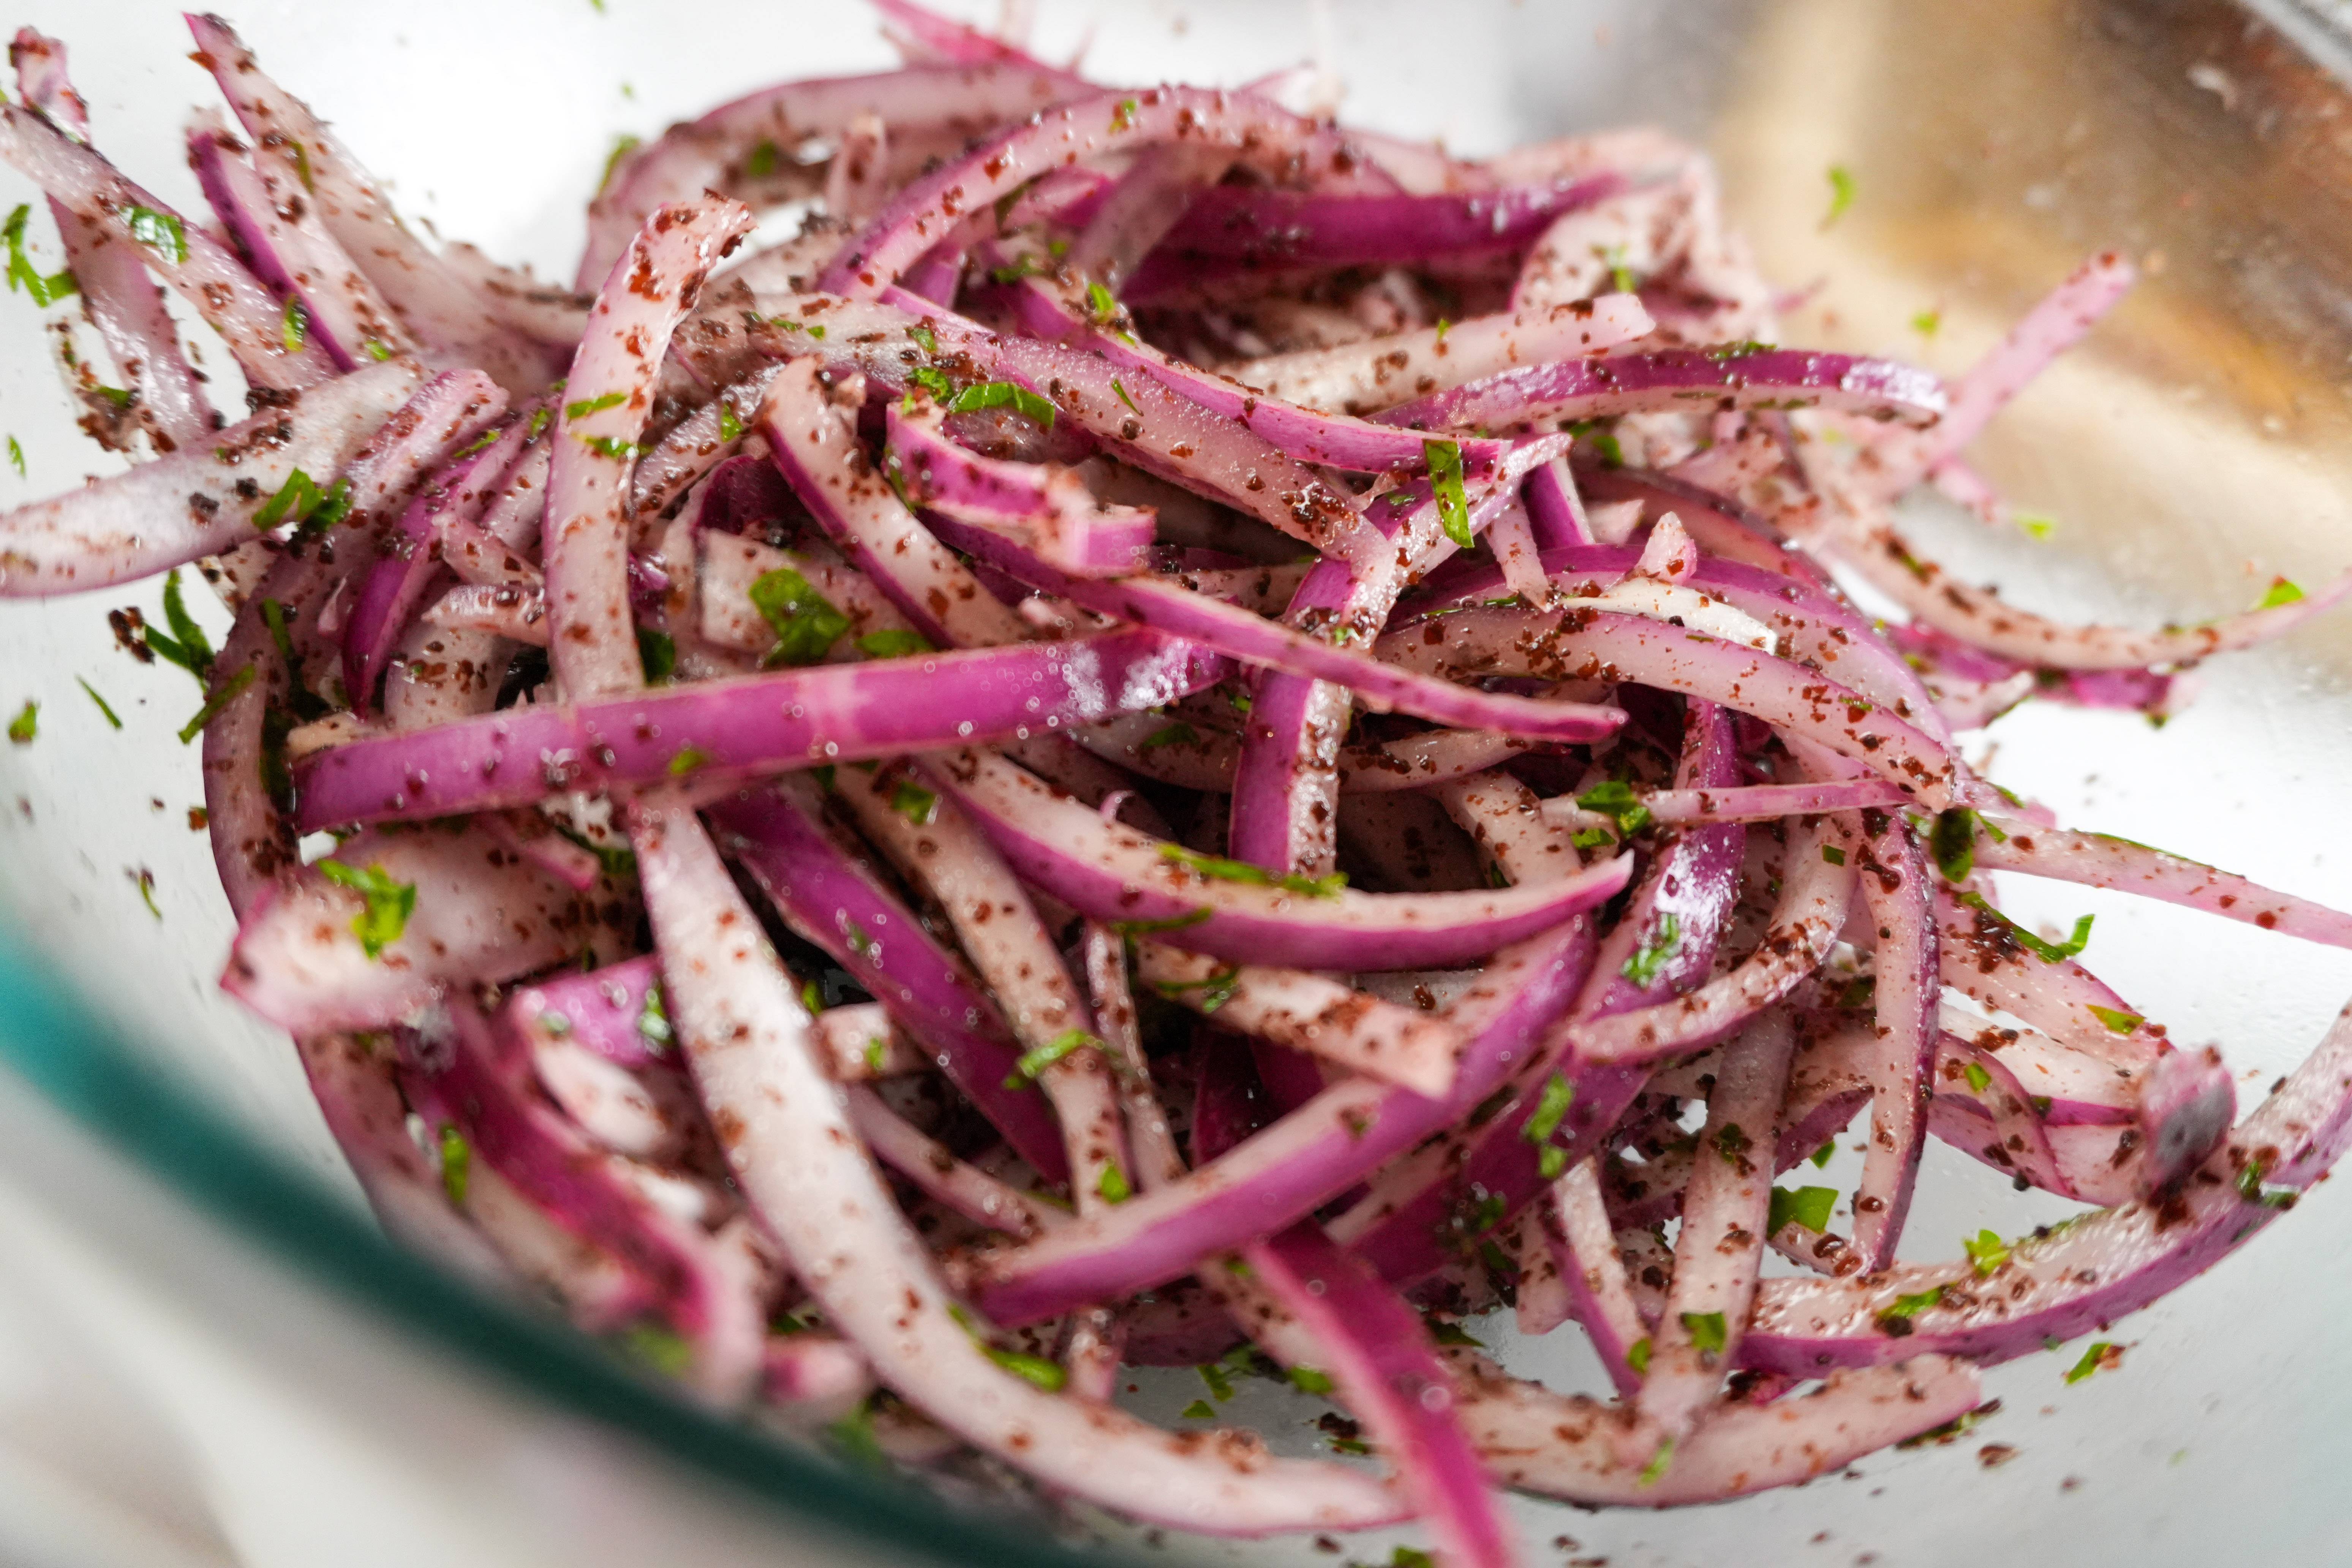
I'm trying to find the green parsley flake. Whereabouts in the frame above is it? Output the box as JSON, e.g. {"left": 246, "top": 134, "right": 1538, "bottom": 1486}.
{"left": 2064, "top": 1341, "right": 2119, "bottom": 1384}
{"left": 1111, "top": 376, "right": 1140, "bottom": 414}
{"left": 76, "top": 677, "right": 122, "bottom": 730}
{"left": 2235, "top": 1158, "right": 2297, "bottom": 1209}
{"left": 316, "top": 857, "right": 417, "bottom": 958}
{"left": 908, "top": 322, "right": 938, "bottom": 356}
{"left": 856, "top": 628, "right": 931, "bottom": 658}
{"left": 1626, "top": 1336, "right": 1652, "bottom": 1374}
{"left": 2016, "top": 512, "right": 2057, "bottom": 540}
{"left": 438, "top": 1123, "right": 471, "bottom": 1205}
{"left": 827, "top": 1399, "right": 887, "bottom": 1468}
{"left": 716, "top": 399, "right": 744, "bottom": 443}
{"left": 1180, "top": 1399, "right": 1216, "bottom": 1420}
{"left": 599, "top": 133, "right": 642, "bottom": 194}
{"left": 637, "top": 627, "right": 677, "bottom": 684}
{"left": 281, "top": 296, "right": 308, "bottom": 353}
{"left": 2085, "top": 1004, "right": 2144, "bottom": 1035}
{"left": 6, "top": 700, "right": 33, "bottom": 744}
{"left": 526, "top": 406, "right": 553, "bottom": 441}
{"left": 1423, "top": 437, "right": 1471, "bottom": 548}
{"left": 125, "top": 204, "right": 188, "bottom": 265}
{"left": 1287, "top": 1365, "right": 1335, "bottom": 1396}
{"left": 2256, "top": 577, "right": 2306, "bottom": 610}
{"left": 1097, "top": 1160, "right": 1132, "bottom": 1204}
{"left": 1575, "top": 778, "right": 1651, "bottom": 836}
{"left": 1425, "top": 1319, "right": 1483, "bottom": 1348}
{"left": 129, "top": 867, "right": 160, "bottom": 919}
{"left": 177, "top": 662, "right": 256, "bottom": 744}
{"left": 947, "top": 379, "right": 1057, "bottom": 428}
{"left": 1876, "top": 1285, "right": 1945, "bottom": 1328}
{"left": 457, "top": 427, "right": 502, "bottom": 458}
{"left": 1620, "top": 911, "right": 1683, "bottom": 987}
{"left": 890, "top": 777, "right": 938, "bottom": 825}
{"left": 1821, "top": 164, "right": 1856, "bottom": 228}
{"left": 153, "top": 569, "right": 215, "bottom": 681}
{"left": 1108, "top": 906, "right": 1214, "bottom": 939}
{"left": 2, "top": 203, "right": 77, "bottom": 305}
{"left": 616, "top": 1322, "right": 693, "bottom": 1378}
{"left": 637, "top": 982, "right": 673, "bottom": 1048}
{"left": 1681, "top": 1310, "right": 1728, "bottom": 1356}
{"left": 1522, "top": 1071, "right": 1575, "bottom": 1146}
{"left": 1570, "top": 827, "right": 1615, "bottom": 850}
{"left": 1005, "top": 1027, "right": 1099, "bottom": 1088}
{"left": 1566, "top": 417, "right": 1625, "bottom": 467}
{"left": 1811, "top": 1139, "right": 1837, "bottom": 1168}
{"left": 6, "top": 435, "right": 22, "bottom": 478}
{"left": 1957, "top": 890, "right": 2092, "bottom": 964}
{"left": 1160, "top": 842, "right": 1347, "bottom": 899}
{"left": 576, "top": 433, "right": 642, "bottom": 462}
{"left": 861, "top": 1037, "right": 887, "bottom": 1074}
{"left": 1638, "top": 1437, "right": 1675, "bottom": 1487}
{"left": 1963, "top": 1228, "right": 2010, "bottom": 1276}
{"left": 564, "top": 390, "right": 628, "bottom": 420}
{"left": 748, "top": 567, "right": 850, "bottom": 667}
{"left": 742, "top": 139, "right": 780, "bottom": 179}
{"left": 1138, "top": 721, "right": 1198, "bottom": 751}
{"left": 1821, "top": 843, "right": 1848, "bottom": 866}
{"left": 1910, "top": 308, "right": 1941, "bottom": 337}
{"left": 666, "top": 745, "right": 711, "bottom": 776}
{"left": 1149, "top": 965, "right": 1241, "bottom": 1013}
{"left": 844, "top": 919, "right": 875, "bottom": 958}
{"left": 1198, "top": 1359, "right": 1237, "bottom": 1402}
{"left": 1963, "top": 1061, "right": 1992, "bottom": 1095}
{"left": 908, "top": 364, "right": 955, "bottom": 402}
{"left": 1929, "top": 806, "right": 1983, "bottom": 882}
{"left": 1767, "top": 1184, "right": 1837, "bottom": 1235}
{"left": 1109, "top": 97, "right": 1140, "bottom": 132}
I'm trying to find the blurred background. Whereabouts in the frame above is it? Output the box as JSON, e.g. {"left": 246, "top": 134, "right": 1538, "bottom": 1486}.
{"left": 3, "top": 2, "right": 2351, "bottom": 1563}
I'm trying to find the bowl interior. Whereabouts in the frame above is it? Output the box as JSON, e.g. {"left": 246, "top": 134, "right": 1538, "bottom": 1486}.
{"left": 3, "top": 2, "right": 2352, "bottom": 1562}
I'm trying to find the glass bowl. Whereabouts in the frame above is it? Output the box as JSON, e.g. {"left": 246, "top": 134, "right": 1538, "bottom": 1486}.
{"left": 3, "top": 1, "right": 2350, "bottom": 1562}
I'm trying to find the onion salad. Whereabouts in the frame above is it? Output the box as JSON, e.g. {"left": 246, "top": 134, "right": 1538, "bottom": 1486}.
{"left": 6, "top": 8, "right": 2352, "bottom": 1562}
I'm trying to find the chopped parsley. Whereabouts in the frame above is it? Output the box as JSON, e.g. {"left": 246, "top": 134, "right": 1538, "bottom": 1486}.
{"left": 1638, "top": 1437, "right": 1675, "bottom": 1487}
{"left": 6, "top": 700, "right": 33, "bottom": 744}
{"left": 1565, "top": 417, "right": 1623, "bottom": 467}
{"left": 1570, "top": 827, "right": 1615, "bottom": 850}
{"left": 1108, "top": 906, "right": 1213, "bottom": 939}
{"left": 1875, "top": 1284, "right": 1945, "bottom": 1331}
{"left": 1767, "top": 1184, "right": 1837, "bottom": 1235}
{"left": 2085, "top": 1004, "right": 2143, "bottom": 1034}
{"left": 575, "top": 433, "right": 643, "bottom": 462}
{"left": 890, "top": 777, "right": 938, "bottom": 825}
{"left": 1425, "top": 1318, "right": 1484, "bottom": 1348}
{"left": 6, "top": 435, "right": 22, "bottom": 477}
{"left": 742, "top": 139, "right": 780, "bottom": 179}
{"left": 636, "top": 626, "right": 676, "bottom": 684}
{"left": 457, "top": 427, "right": 502, "bottom": 458}
{"left": 1522, "top": 1071, "right": 1574, "bottom": 1149}
{"left": 177, "top": 662, "right": 256, "bottom": 743}
{"left": 76, "top": 677, "right": 122, "bottom": 729}
{"left": 2016, "top": 512, "right": 2056, "bottom": 540}
{"left": 666, "top": 745, "right": 711, "bottom": 776}
{"left": 637, "top": 982, "right": 673, "bottom": 1048}
{"left": 1109, "top": 97, "right": 1141, "bottom": 132}
{"left": 2256, "top": 577, "right": 2305, "bottom": 610}
{"left": 1286, "top": 1365, "right": 1334, "bottom": 1396}
{"left": 525, "top": 405, "right": 553, "bottom": 440}
{"left": 1625, "top": 1336, "right": 1652, "bottom": 1374}
{"left": 599, "top": 133, "right": 642, "bottom": 194}
{"left": 1138, "top": 721, "right": 1198, "bottom": 751}
{"left": 2, "top": 203, "right": 77, "bottom": 304}
{"left": 1821, "top": 164, "right": 1856, "bottom": 228}
{"left": 1180, "top": 1399, "right": 1216, "bottom": 1420}
{"left": 716, "top": 399, "right": 744, "bottom": 443}
{"left": 748, "top": 566, "right": 850, "bottom": 667}
{"left": 1004, "top": 1027, "right": 1100, "bottom": 1087}
{"left": 1160, "top": 842, "right": 1346, "bottom": 898}
{"left": 438, "top": 1123, "right": 471, "bottom": 1205}
{"left": 124, "top": 204, "right": 188, "bottom": 265}
{"left": 2235, "top": 1158, "right": 2297, "bottom": 1209}
{"left": 2064, "top": 1341, "right": 2120, "bottom": 1384}
{"left": 1619, "top": 911, "right": 1683, "bottom": 987}
{"left": 827, "top": 1399, "right": 887, "bottom": 1468}
{"left": 281, "top": 296, "right": 308, "bottom": 353}
{"left": 908, "top": 322, "right": 938, "bottom": 356}
{"left": 1963, "top": 1061, "right": 1992, "bottom": 1095}
{"left": 1958, "top": 890, "right": 2092, "bottom": 964}
{"left": 907, "top": 364, "right": 955, "bottom": 402}
{"left": 615, "top": 1322, "right": 693, "bottom": 1377}
{"left": 129, "top": 866, "right": 160, "bottom": 919}
{"left": 142, "top": 569, "right": 216, "bottom": 684}
{"left": 947, "top": 379, "right": 1056, "bottom": 428}
{"left": 1910, "top": 308, "right": 1941, "bottom": 337}
{"left": 1148, "top": 965, "right": 1241, "bottom": 1013}
{"left": 564, "top": 390, "right": 628, "bottom": 420}
{"left": 1681, "top": 1310, "right": 1728, "bottom": 1356}
{"left": 362, "top": 339, "right": 393, "bottom": 361}
{"left": 855, "top": 628, "right": 930, "bottom": 658}
{"left": 316, "top": 857, "right": 417, "bottom": 958}
{"left": 1810, "top": 1139, "right": 1836, "bottom": 1168}
{"left": 1111, "top": 376, "right": 1140, "bottom": 414}
{"left": 1423, "top": 437, "right": 1471, "bottom": 548}
{"left": 1096, "top": 1160, "right": 1132, "bottom": 1204}
{"left": 1575, "top": 778, "right": 1651, "bottom": 836}
{"left": 862, "top": 1037, "right": 887, "bottom": 1074}
{"left": 251, "top": 468, "right": 349, "bottom": 533}
{"left": 1963, "top": 1228, "right": 2010, "bottom": 1275}
{"left": 1821, "top": 843, "right": 1847, "bottom": 866}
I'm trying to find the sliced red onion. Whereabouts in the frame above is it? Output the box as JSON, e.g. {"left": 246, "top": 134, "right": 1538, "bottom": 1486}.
{"left": 585, "top": 63, "right": 1084, "bottom": 291}
{"left": 696, "top": 531, "right": 916, "bottom": 657}
{"left": 422, "top": 581, "right": 545, "bottom": 645}
{"left": 1846, "top": 815, "right": 1937, "bottom": 1272}
{"left": 0, "top": 359, "right": 420, "bottom": 595}
{"left": 1434, "top": 770, "right": 1588, "bottom": 890}
{"left": 871, "top": 0, "right": 1062, "bottom": 68}
{"left": 937, "top": 747, "right": 1631, "bottom": 971}
{"left": 291, "top": 628, "right": 1223, "bottom": 830}
{"left": 1449, "top": 1349, "right": 1980, "bottom": 1506}
{"left": 339, "top": 372, "right": 509, "bottom": 710}
{"left": 1135, "top": 943, "right": 1467, "bottom": 1097}
{"left": 186, "top": 118, "right": 415, "bottom": 370}
{"left": 1373, "top": 603, "right": 1957, "bottom": 807}
{"left": 1066, "top": 140, "right": 1239, "bottom": 289}
{"left": 925, "top": 514, "right": 1629, "bottom": 743}
{"left": 833, "top": 764, "right": 1129, "bottom": 1208}
{"left": 1529, "top": 1161, "right": 1652, "bottom": 1396}
{"left": 845, "top": 1085, "right": 1068, "bottom": 1239}
{"left": 1241, "top": 1225, "right": 1518, "bottom": 1568}
{"left": 703, "top": 782, "right": 1071, "bottom": 1183}
{"left": 1085, "top": 922, "right": 1189, "bottom": 1190}
{"left": 808, "top": 1001, "right": 930, "bottom": 1081}
{"left": 478, "top": 809, "right": 603, "bottom": 893}
{"left": 548, "top": 197, "right": 753, "bottom": 699}
{"left": 508, "top": 956, "right": 673, "bottom": 1072}
{"left": 1375, "top": 348, "right": 1944, "bottom": 436}
{"left": 1934, "top": 883, "right": 2158, "bottom": 1064}
{"left": 10, "top": 31, "right": 215, "bottom": 451}
{"left": 1969, "top": 817, "right": 2352, "bottom": 950}
{"left": 963, "top": 920, "right": 1596, "bottom": 1326}
{"left": 1630, "top": 1008, "right": 1793, "bottom": 1456}
{"left": 186, "top": 16, "right": 557, "bottom": 395}
{"left": 0, "top": 100, "right": 329, "bottom": 389}
{"left": 884, "top": 401, "right": 1153, "bottom": 578}
{"left": 221, "top": 825, "right": 596, "bottom": 1035}
{"left": 1741, "top": 996, "right": 2352, "bottom": 1375}
{"left": 420, "top": 1003, "right": 765, "bottom": 1404}
{"left": 628, "top": 794, "right": 1407, "bottom": 1535}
